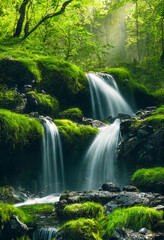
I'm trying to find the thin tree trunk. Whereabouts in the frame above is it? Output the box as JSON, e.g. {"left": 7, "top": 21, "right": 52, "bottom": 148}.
{"left": 136, "top": 0, "right": 140, "bottom": 61}
{"left": 13, "top": 0, "right": 30, "bottom": 37}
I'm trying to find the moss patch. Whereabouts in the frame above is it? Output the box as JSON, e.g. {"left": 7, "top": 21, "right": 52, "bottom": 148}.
{"left": 59, "top": 108, "right": 83, "bottom": 123}
{"left": 59, "top": 218, "right": 102, "bottom": 240}
{"left": 37, "top": 57, "right": 87, "bottom": 107}
{"left": 19, "top": 203, "right": 54, "bottom": 215}
{"left": 152, "top": 89, "right": 164, "bottom": 105}
{"left": 0, "top": 186, "right": 17, "bottom": 204}
{"left": 0, "top": 85, "right": 22, "bottom": 110}
{"left": 0, "top": 109, "right": 43, "bottom": 149}
{"left": 26, "top": 91, "right": 59, "bottom": 117}
{"left": 63, "top": 202, "right": 105, "bottom": 220}
{"left": 103, "top": 206, "right": 163, "bottom": 237}
{"left": 132, "top": 168, "right": 164, "bottom": 194}
{"left": 54, "top": 119, "right": 98, "bottom": 147}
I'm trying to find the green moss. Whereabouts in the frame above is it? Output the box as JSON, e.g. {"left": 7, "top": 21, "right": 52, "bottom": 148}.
{"left": 59, "top": 218, "right": 102, "bottom": 240}
{"left": 0, "top": 85, "right": 22, "bottom": 110}
{"left": 19, "top": 203, "right": 54, "bottom": 215}
{"left": 0, "top": 109, "right": 43, "bottom": 148}
{"left": 54, "top": 119, "right": 98, "bottom": 146}
{"left": 0, "top": 203, "right": 33, "bottom": 229}
{"left": 37, "top": 57, "right": 87, "bottom": 107}
{"left": 63, "top": 202, "right": 105, "bottom": 220}
{"left": 0, "top": 186, "right": 16, "bottom": 204}
{"left": 103, "top": 206, "right": 163, "bottom": 237}
{"left": 132, "top": 167, "right": 164, "bottom": 194}
{"left": 27, "top": 91, "right": 59, "bottom": 117}
{"left": 59, "top": 108, "right": 83, "bottom": 123}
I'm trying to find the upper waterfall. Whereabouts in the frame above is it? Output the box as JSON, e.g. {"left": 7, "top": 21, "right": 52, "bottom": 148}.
{"left": 42, "top": 119, "right": 65, "bottom": 194}
{"left": 86, "top": 72, "right": 133, "bottom": 120}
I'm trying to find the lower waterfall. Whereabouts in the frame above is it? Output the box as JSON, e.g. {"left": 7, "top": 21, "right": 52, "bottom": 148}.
{"left": 33, "top": 228, "right": 58, "bottom": 240}
{"left": 42, "top": 119, "right": 65, "bottom": 194}
{"left": 82, "top": 119, "right": 121, "bottom": 190}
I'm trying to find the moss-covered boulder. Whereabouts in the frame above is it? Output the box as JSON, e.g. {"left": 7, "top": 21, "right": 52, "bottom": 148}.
{"left": 26, "top": 91, "right": 59, "bottom": 117}
{"left": 103, "top": 206, "right": 163, "bottom": 238}
{"left": 0, "top": 110, "right": 43, "bottom": 190}
{"left": 56, "top": 218, "right": 102, "bottom": 240}
{"left": 59, "top": 108, "right": 83, "bottom": 123}
{"left": 63, "top": 202, "right": 105, "bottom": 220}
{"left": 0, "top": 57, "right": 35, "bottom": 89}
{"left": 132, "top": 168, "right": 164, "bottom": 195}
{"left": 103, "top": 67, "right": 154, "bottom": 108}
{"left": 37, "top": 57, "right": 89, "bottom": 109}
{"left": 0, "top": 85, "right": 22, "bottom": 110}
{"left": 0, "top": 186, "right": 18, "bottom": 204}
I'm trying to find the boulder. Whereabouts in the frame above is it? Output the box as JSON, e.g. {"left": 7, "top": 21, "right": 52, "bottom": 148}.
{"left": 122, "top": 185, "right": 138, "bottom": 192}
{"left": 102, "top": 182, "right": 120, "bottom": 192}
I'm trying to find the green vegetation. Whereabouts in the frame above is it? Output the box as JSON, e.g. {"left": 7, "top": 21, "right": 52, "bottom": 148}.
{"left": 19, "top": 203, "right": 54, "bottom": 215}
{"left": 59, "top": 218, "right": 102, "bottom": 240}
{"left": 63, "top": 202, "right": 105, "bottom": 220}
{"left": 59, "top": 108, "right": 83, "bottom": 123}
{"left": 0, "top": 203, "right": 33, "bottom": 229}
{"left": 54, "top": 119, "right": 98, "bottom": 146}
{"left": 132, "top": 167, "right": 164, "bottom": 194}
{"left": 0, "top": 85, "right": 22, "bottom": 110}
{"left": 103, "top": 206, "right": 163, "bottom": 237}
{"left": 0, "top": 186, "right": 17, "bottom": 204}
{"left": 153, "top": 89, "right": 164, "bottom": 105}
{"left": 0, "top": 109, "right": 43, "bottom": 148}
{"left": 27, "top": 91, "right": 59, "bottom": 117}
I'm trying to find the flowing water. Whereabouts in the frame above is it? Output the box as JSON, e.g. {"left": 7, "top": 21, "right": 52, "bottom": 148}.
{"left": 87, "top": 72, "right": 133, "bottom": 120}
{"left": 42, "top": 119, "right": 65, "bottom": 194}
{"left": 83, "top": 73, "right": 133, "bottom": 189}
{"left": 33, "top": 228, "right": 58, "bottom": 240}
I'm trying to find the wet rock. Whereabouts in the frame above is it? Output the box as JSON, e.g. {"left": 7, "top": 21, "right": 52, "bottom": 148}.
{"left": 24, "top": 84, "right": 32, "bottom": 93}
{"left": 139, "top": 228, "right": 151, "bottom": 235}
{"left": 104, "top": 192, "right": 163, "bottom": 214}
{"left": 102, "top": 182, "right": 120, "bottom": 192}
{"left": 60, "top": 190, "right": 118, "bottom": 205}
{"left": 29, "top": 112, "right": 39, "bottom": 118}
{"left": 123, "top": 185, "right": 138, "bottom": 192}
{"left": 82, "top": 117, "right": 107, "bottom": 128}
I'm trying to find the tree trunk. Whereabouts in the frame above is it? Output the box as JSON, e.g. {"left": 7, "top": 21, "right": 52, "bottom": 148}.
{"left": 13, "top": 0, "right": 30, "bottom": 37}
{"left": 136, "top": 0, "right": 140, "bottom": 61}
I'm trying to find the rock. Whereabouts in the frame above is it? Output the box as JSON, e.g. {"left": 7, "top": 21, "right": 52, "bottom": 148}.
{"left": 29, "top": 112, "right": 39, "bottom": 118}
{"left": 102, "top": 182, "right": 120, "bottom": 192}
{"left": 123, "top": 185, "right": 138, "bottom": 192}
{"left": 24, "top": 84, "right": 32, "bottom": 92}
{"left": 2, "top": 216, "right": 28, "bottom": 239}
{"left": 104, "top": 192, "right": 163, "bottom": 214}
{"left": 139, "top": 228, "right": 151, "bottom": 235}
{"left": 82, "top": 117, "right": 107, "bottom": 128}
{"left": 60, "top": 190, "right": 118, "bottom": 205}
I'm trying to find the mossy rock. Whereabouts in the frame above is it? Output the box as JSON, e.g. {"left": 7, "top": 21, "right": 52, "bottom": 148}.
{"left": 0, "top": 186, "right": 18, "bottom": 204}
{"left": 103, "top": 67, "right": 153, "bottom": 108}
{"left": 54, "top": 119, "right": 98, "bottom": 148}
{"left": 59, "top": 108, "right": 83, "bottom": 123}
{"left": 0, "top": 109, "right": 43, "bottom": 149}
{"left": 26, "top": 91, "right": 59, "bottom": 117}
{"left": 0, "top": 85, "right": 22, "bottom": 110}
{"left": 132, "top": 168, "right": 164, "bottom": 194}
{"left": 56, "top": 218, "right": 102, "bottom": 240}
{"left": 103, "top": 206, "right": 163, "bottom": 238}
{"left": 37, "top": 57, "right": 88, "bottom": 108}
{"left": 63, "top": 202, "right": 105, "bottom": 220}
{"left": 153, "top": 88, "right": 164, "bottom": 105}
{"left": 0, "top": 57, "right": 35, "bottom": 89}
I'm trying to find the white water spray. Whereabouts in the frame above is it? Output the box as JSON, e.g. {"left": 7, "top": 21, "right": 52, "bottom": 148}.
{"left": 87, "top": 72, "right": 133, "bottom": 120}
{"left": 42, "top": 119, "right": 65, "bottom": 194}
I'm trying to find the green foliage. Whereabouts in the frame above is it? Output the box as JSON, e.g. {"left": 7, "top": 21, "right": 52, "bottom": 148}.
{"left": 132, "top": 167, "right": 164, "bottom": 194}
{"left": 144, "top": 105, "right": 164, "bottom": 128}
{"left": 0, "top": 203, "right": 33, "bottom": 229}
{"left": 27, "top": 91, "right": 59, "bottom": 117}
{"left": 0, "top": 186, "right": 16, "bottom": 204}
{"left": 0, "top": 85, "right": 22, "bottom": 110}
{"left": 59, "top": 108, "right": 83, "bottom": 122}
{"left": 54, "top": 119, "right": 98, "bottom": 146}
{"left": 103, "top": 206, "right": 163, "bottom": 237}
{"left": 0, "top": 109, "right": 43, "bottom": 148}
{"left": 63, "top": 202, "right": 105, "bottom": 220}
{"left": 153, "top": 89, "right": 164, "bottom": 105}
{"left": 59, "top": 218, "right": 102, "bottom": 240}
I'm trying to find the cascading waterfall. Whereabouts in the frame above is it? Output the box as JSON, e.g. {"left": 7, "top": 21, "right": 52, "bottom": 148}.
{"left": 42, "top": 119, "right": 65, "bottom": 194}
{"left": 87, "top": 72, "right": 133, "bottom": 120}
{"left": 33, "top": 228, "right": 58, "bottom": 240}
{"left": 83, "top": 73, "right": 133, "bottom": 189}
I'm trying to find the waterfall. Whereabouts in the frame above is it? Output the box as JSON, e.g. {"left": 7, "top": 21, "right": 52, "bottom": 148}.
{"left": 83, "top": 119, "right": 121, "bottom": 190}
{"left": 42, "top": 119, "right": 64, "bottom": 194}
{"left": 82, "top": 73, "right": 133, "bottom": 190}
{"left": 33, "top": 228, "right": 58, "bottom": 240}
{"left": 87, "top": 72, "right": 133, "bottom": 120}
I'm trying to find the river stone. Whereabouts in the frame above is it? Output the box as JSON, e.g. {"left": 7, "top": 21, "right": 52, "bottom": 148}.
{"left": 102, "top": 182, "right": 120, "bottom": 192}
{"left": 123, "top": 185, "right": 138, "bottom": 192}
